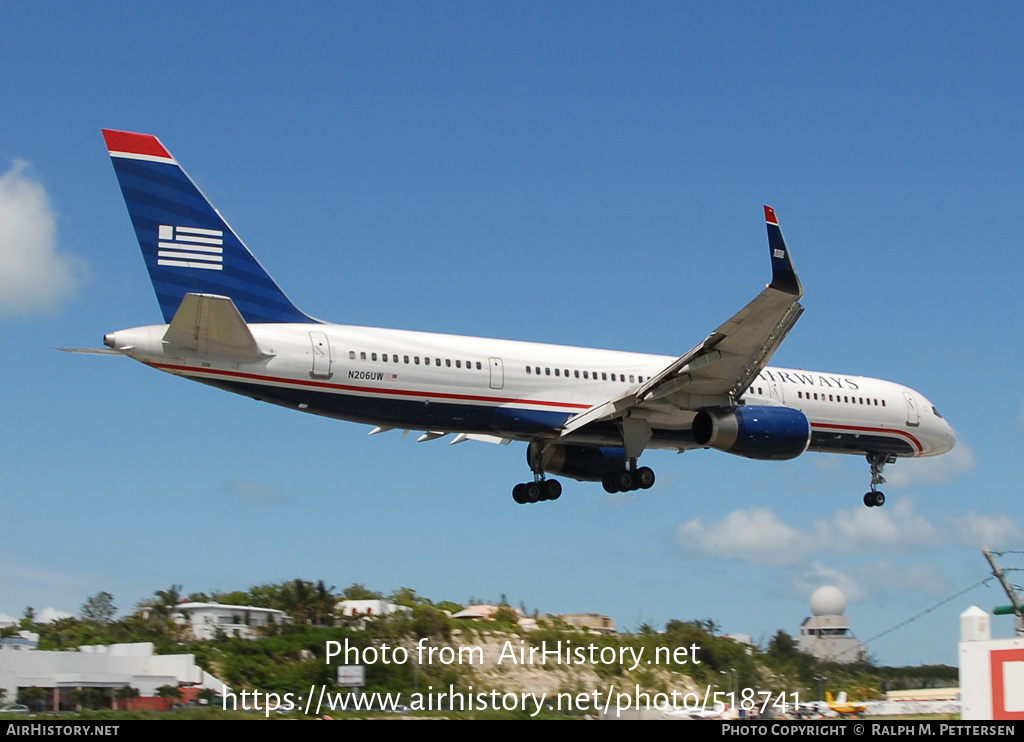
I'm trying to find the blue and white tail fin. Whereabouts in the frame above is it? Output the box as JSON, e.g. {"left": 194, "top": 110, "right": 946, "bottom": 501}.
{"left": 103, "top": 129, "right": 316, "bottom": 325}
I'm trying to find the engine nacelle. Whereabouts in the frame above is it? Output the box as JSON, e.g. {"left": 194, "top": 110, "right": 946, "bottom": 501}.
{"left": 527, "top": 441, "right": 626, "bottom": 482}
{"left": 692, "top": 405, "right": 811, "bottom": 461}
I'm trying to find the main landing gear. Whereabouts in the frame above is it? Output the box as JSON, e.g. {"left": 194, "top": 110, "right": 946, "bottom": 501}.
{"left": 512, "top": 479, "right": 562, "bottom": 504}
{"left": 602, "top": 466, "right": 656, "bottom": 494}
{"left": 863, "top": 452, "right": 894, "bottom": 508}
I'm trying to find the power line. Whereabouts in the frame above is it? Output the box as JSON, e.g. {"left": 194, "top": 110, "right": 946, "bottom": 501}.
{"left": 862, "top": 577, "right": 994, "bottom": 645}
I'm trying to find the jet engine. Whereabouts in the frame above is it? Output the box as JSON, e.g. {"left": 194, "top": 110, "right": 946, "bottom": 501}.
{"left": 692, "top": 405, "right": 811, "bottom": 461}
{"left": 527, "top": 441, "right": 626, "bottom": 482}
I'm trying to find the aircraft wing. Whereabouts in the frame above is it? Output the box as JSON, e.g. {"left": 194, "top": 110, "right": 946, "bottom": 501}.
{"left": 560, "top": 206, "right": 804, "bottom": 438}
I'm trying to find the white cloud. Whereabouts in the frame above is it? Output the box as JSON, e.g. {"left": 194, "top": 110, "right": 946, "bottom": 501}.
{"left": 223, "top": 480, "right": 292, "bottom": 505}
{"left": 677, "top": 508, "right": 806, "bottom": 566}
{"left": 885, "top": 439, "right": 977, "bottom": 488}
{"left": 0, "top": 160, "right": 83, "bottom": 316}
{"left": 676, "top": 499, "right": 1018, "bottom": 565}
{"left": 36, "top": 607, "right": 74, "bottom": 624}
{"left": 787, "top": 560, "right": 950, "bottom": 603}
{"left": 953, "top": 511, "right": 1023, "bottom": 550}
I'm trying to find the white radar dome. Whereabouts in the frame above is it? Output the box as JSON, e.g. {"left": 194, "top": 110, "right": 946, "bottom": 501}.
{"left": 810, "top": 586, "right": 846, "bottom": 616}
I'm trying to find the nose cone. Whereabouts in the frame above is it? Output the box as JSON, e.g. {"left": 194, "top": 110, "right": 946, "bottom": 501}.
{"left": 920, "top": 399, "right": 956, "bottom": 456}
{"left": 939, "top": 418, "right": 956, "bottom": 454}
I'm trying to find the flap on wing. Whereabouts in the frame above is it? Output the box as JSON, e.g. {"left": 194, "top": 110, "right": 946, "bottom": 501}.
{"left": 163, "top": 293, "right": 268, "bottom": 361}
{"left": 561, "top": 206, "right": 804, "bottom": 437}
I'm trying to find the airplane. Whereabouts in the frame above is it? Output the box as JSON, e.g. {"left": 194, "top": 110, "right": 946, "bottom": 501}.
{"left": 83, "top": 129, "right": 955, "bottom": 507}
{"left": 826, "top": 691, "right": 868, "bottom": 716}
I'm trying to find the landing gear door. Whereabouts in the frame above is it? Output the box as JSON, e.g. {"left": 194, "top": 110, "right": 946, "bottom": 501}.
{"left": 489, "top": 357, "right": 504, "bottom": 390}
{"left": 903, "top": 391, "right": 919, "bottom": 427}
{"left": 310, "top": 331, "right": 333, "bottom": 379}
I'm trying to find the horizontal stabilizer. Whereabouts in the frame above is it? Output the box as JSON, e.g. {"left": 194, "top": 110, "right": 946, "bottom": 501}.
{"left": 57, "top": 347, "right": 122, "bottom": 355}
{"left": 163, "top": 293, "right": 268, "bottom": 361}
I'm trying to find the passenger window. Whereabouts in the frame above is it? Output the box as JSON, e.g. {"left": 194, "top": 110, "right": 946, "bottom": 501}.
{"left": 456, "top": 360, "right": 461, "bottom": 368}
{"left": 404, "top": 355, "right": 409, "bottom": 364}
{"left": 415, "top": 357, "right": 420, "bottom": 365}
{"left": 583, "top": 371, "right": 589, "bottom": 379}
{"left": 371, "top": 353, "right": 377, "bottom": 361}
{"left": 360, "top": 352, "right": 366, "bottom": 360}
{"left": 526, "top": 366, "right": 532, "bottom": 374}
{"left": 349, "top": 351, "right": 355, "bottom": 360}
{"left": 602, "top": 373, "right": 607, "bottom": 381}
{"left": 555, "top": 368, "right": 560, "bottom": 377}
{"left": 545, "top": 368, "right": 551, "bottom": 376}
{"left": 446, "top": 359, "right": 451, "bottom": 367}
{"left": 476, "top": 362, "right": 482, "bottom": 370}
{"left": 575, "top": 370, "right": 580, "bottom": 378}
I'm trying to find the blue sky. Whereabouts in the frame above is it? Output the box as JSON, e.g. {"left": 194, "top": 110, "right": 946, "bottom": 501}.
{"left": 2, "top": 3, "right": 1023, "bottom": 670}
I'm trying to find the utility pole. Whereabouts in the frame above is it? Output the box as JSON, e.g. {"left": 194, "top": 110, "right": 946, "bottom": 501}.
{"left": 982, "top": 546, "right": 1024, "bottom": 636}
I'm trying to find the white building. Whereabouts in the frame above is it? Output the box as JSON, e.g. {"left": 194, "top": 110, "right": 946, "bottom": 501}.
{"left": 337, "top": 600, "right": 411, "bottom": 619}
{"left": 0, "top": 630, "right": 39, "bottom": 652}
{"left": 0, "top": 642, "right": 224, "bottom": 711}
{"left": 797, "top": 586, "right": 867, "bottom": 663}
{"left": 174, "top": 602, "right": 291, "bottom": 641}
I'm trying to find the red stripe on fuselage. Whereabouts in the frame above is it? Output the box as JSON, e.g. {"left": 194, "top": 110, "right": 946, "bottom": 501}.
{"left": 811, "top": 422, "right": 923, "bottom": 454}
{"left": 148, "top": 362, "right": 593, "bottom": 411}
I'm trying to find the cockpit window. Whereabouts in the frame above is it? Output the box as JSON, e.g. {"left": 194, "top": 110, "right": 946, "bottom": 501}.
{"left": 932, "top": 406, "right": 944, "bottom": 419}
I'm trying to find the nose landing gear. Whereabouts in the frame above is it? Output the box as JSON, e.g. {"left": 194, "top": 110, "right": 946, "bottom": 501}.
{"left": 863, "top": 453, "right": 894, "bottom": 507}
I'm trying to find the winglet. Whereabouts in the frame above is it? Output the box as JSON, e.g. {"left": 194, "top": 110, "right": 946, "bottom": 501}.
{"left": 765, "top": 205, "right": 803, "bottom": 297}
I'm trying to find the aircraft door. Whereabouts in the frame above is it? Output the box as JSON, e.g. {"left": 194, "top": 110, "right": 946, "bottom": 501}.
{"left": 489, "top": 357, "right": 504, "bottom": 390}
{"left": 766, "top": 380, "right": 784, "bottom": 404}
{"left": 903, "top": 391, "right": 919, "bottom": 427}
{"left": 310, "top": 331, "right": 333, "bottom": 379}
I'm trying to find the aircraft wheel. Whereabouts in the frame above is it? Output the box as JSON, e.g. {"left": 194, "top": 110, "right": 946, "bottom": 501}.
{"left": 873, "top": 491, "right": 885, "bottom": 507}
{"left": 544, "top": 479, "right": 562, "bottom": 501}
{"left": 524, "top": 482, "right": 543, "bottom": 503}
{"left": 602, "top": 473, "right": 620, "bottom": 494}
{"left": 636, "top": 467, "right": 656, "bottom": 490}
{"left": 863, "top": 492, "right": 875, "bottom": 508}
{"left": 616, "top": 470, "right": 635, "bottom": 492}
{"left": 513, "top": 483, "right": 529, "bottom": 504}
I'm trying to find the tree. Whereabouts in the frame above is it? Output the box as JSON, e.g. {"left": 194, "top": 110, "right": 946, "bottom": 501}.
{"left": 71, "top": 687, "right": 103, "bottom": 710}
{"left": 18, "top": 687, "right": 49, "bottom": 712}
{"left": 152, "top": 584, "right": 183, "bottom": 618}
{"left": 344, "top": 583, "right": 383, "bottom": 600}
{"left": 197, "top": 688, "right": 220, "bottom": 707}
{"left": 81, "top": 592, "right": 117, "bottom": 625}
{"left": 156, "top": 685, "right": 182, "bottom": 709}
{"left": 114, "top": 685, "right": 139, "bottom": 711}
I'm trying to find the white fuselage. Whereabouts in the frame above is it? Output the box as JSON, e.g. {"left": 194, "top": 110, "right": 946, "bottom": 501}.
{"left": 105, "top": 321, "right": 955, "bottom": 460}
